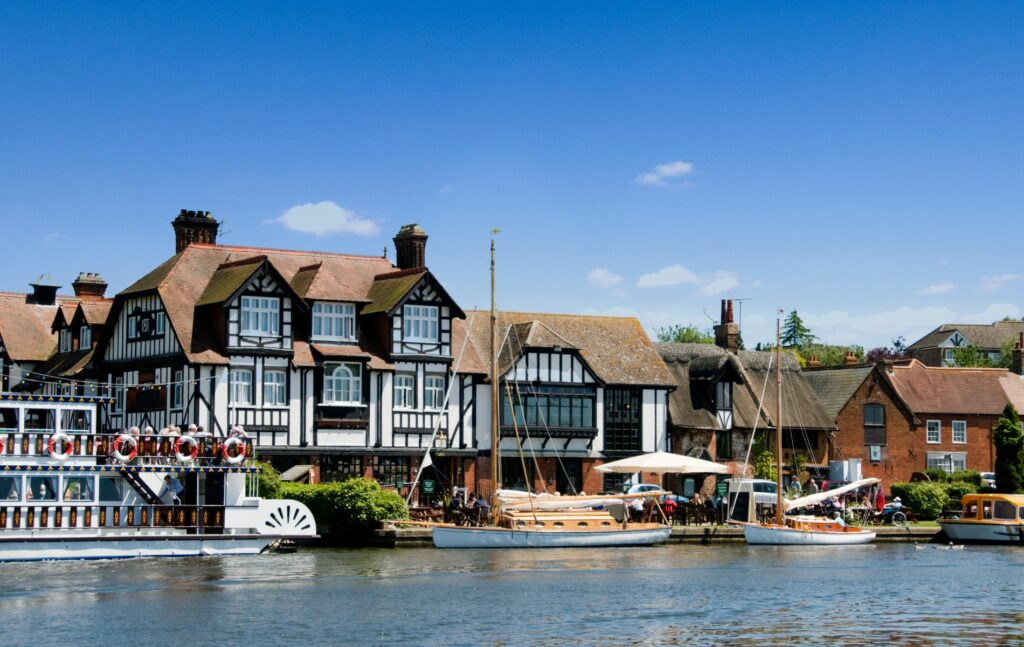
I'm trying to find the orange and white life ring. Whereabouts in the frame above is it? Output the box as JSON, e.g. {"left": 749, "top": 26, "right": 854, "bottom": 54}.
{"left": 47, "top": 432, "right": 73, "bottom": 460}
{"left": 0, "top": 436, "right": 5, "bottom": 455}
{"left": 175, "top": 435, "right": 199, "bottom": 462}
{"left": 112, "top": 433, "right": 138, "bottom": 463}
{"left": 221, "top": 436, "right": 247, "bottom": 465}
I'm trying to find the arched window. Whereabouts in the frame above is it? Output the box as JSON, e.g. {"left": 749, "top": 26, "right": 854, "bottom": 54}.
{"left": 324, "top": 363, "right": 361, "bottom": 404}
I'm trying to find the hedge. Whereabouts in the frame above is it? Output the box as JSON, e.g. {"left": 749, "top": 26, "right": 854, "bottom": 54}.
{"left": 255, "top": 461, "right": 282, "bottom": 500}
{"left": 889, "top": 482, "right": 950, "bottom": 520}
{"left": 280, "top": 479, "right": 408, "bottom": 543}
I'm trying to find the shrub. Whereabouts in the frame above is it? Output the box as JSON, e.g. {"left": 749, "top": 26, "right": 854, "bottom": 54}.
{"left": 944, "top": 481, "right": 977, "bottom": 503}
{"left": 888, "top": 482, "right": 949, "bottom": 520}
{"left": 281, "top": 479, "right": 408, "bottom": 543}
{"left": 994, "top": 404, "right": 1024, "bottom": 494}
{"left": 255, "top": 461, "right": 282, "bottom": 500}
{"left": 922, "top": 467, "right": 949, "bottom": 483}
{"left": 949, "top": 470, "right": 983, "bottom": 488}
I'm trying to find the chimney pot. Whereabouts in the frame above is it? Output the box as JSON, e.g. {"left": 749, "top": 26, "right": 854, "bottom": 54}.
{"left": 72, "top": 272, "right": 108, "bottom": 300}
{"left": 844, "top": 350, "right": 859, "bottom": 366}
{"left": 393, "top": 224, "right": 428, "bottom": 270}
{"left": 172, "top": 209, "right": 220, "bottom": 253}
{"left": 714, "top": 299, "right": 741, "bottom": 353}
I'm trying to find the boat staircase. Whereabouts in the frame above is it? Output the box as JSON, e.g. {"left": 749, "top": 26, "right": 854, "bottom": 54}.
{"left": 119, "top": 467, "right": 162, "bottom": 505}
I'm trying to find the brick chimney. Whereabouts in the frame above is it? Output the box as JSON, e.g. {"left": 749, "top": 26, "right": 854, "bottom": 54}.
{"left": 71, "top": 272, "right": 107, "bottom": 301}
{"left": 714, "top": 299, "right": 740, "bottom": 353}
{"left": 172, "top": 209, "right": 220, "bottom": 253}
{"left": 393, "top": 224, "right": 428, "bottom": 270}
{"left": 1012, "top": 333, "right": 1023, "bottom": 376}
{"left": 844, "top": 350, "right": 859, "bottom": 365}
{"left": 807, "top": 355, "right": 821, "bottom": 368}
{"left": 28, "top": 274, "right": 60, "bottom": 306}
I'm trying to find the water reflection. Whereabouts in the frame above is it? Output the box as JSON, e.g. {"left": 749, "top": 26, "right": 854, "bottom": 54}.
{"left": 0, "top": 545, "right": 1020, "bottom": 645}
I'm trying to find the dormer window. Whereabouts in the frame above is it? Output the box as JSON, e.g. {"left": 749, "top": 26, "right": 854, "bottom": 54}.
{"left": 59, "top": 329, "right": 72, "bottom": 353}
{"left": 312, "top": 302, "right": 356, "bottom": 342}
{"left": 403, "top": 305, "right": 438, "bottom": 342}
{"left": 240, "top": 296, "right": 280, "bottom": 337}
{"left": 79, "top": 325, "right": 92, "bottom": 349}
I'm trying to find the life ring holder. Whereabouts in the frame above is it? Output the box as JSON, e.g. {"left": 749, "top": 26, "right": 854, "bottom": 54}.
{"left": 221, "top": 436, "right": 247, "bottom": 465}
{"left": 47, "top": 432, "right": 73, "bottom": 461}
{"left": 175, "top": 435, "right": 199, "bottom": 463}
{"left": 112, "top": 434, "right": 138, "bottom": 463}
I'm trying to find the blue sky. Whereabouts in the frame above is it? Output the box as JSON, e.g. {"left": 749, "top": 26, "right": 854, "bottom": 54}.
{"left": 1, "top": 2, "right": 1022, "bottom": 348}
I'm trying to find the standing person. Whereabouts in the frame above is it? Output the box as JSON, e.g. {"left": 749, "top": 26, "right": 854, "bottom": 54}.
{"left": 875, "top": 486, "right": 886, "bottom": 513}
{"left": 809, "top": 479, "right": 820, "bottom": 495}
{"left": 157, "top": 475, "right": 183, "bottom": 505}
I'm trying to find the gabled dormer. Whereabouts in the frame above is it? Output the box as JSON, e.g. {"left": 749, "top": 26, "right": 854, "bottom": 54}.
{"left": 196, "top": 256, "right": 306, "bottom": 353}
{"left": 362, "top": 269, "right": 464, "bottom": 359}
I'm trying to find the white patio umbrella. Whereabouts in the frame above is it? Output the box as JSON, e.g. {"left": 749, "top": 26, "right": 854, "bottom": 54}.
{"left": 595, "top": 451, "right": 730, "bottom": 475}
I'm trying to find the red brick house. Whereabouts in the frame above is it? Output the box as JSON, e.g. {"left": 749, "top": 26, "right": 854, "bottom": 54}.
{"left": 805, "top": 359, "right": 1024, "bottom": 489}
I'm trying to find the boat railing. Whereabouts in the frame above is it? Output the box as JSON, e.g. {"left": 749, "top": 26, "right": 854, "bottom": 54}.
{"left": 0, "top": 503, "right": 231, "bottom": 532}
{"left": 0, "top": 432, "right": 254, "bottom": 465}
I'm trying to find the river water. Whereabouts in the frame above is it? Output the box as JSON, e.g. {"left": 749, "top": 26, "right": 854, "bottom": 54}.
{"left": 1, "top": 544, "right": 1020, "bottom": 646}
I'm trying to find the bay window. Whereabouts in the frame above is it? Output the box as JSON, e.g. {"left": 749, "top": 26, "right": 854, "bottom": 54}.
{"left": 240, "top": 296, "right": 280, "bottom": 336}
{"left": 230, "top": 368, "right": 253, "bottom": 405}
{"left": 403, "top": 305, "right": 438, "bottom": 342}
{"left": 324, "top": 363, "right": 362, "bottom": 404}
{"left": 312, "top": 302, "right": 356, "bottom": 341}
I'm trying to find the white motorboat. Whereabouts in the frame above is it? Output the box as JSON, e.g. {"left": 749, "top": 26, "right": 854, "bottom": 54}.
{"left": 0, "top": 393, "right": 316, "bottom": 561}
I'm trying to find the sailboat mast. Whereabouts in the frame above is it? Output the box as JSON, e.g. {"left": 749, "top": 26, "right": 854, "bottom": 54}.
{"left": 489, "top": 237, "right": 500, "bottom": 522}
{"left": 775, "top": 315, "right": 784, "bottom": 525}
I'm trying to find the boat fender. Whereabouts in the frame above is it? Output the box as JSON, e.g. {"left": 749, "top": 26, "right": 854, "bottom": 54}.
{"left": 47, "top": 432, "right": 73, "bottom": 460}
{"left": 222, "top": 436, "right": 247, "bottom": 465}
{"left": 112, "top": 434, "right": 138, "bottom": 463}
{"left": 175, "top": 436, "right": 199, "bottom": 462}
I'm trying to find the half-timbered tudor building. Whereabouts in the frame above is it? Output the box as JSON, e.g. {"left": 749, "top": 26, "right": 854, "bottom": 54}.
{"left": 0, "top": 276, "right": 81, "bottom": 392}
{"left": 94, "top": 213, "right": 485, "bottom": 489}
{"left": 462, "top": 311, "right": 676, "bottom": 496}
{"left": 35, "top": 273, "right": 113, "bottom": 396}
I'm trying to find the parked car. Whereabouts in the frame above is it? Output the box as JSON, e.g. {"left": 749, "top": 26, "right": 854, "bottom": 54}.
{"left": 625, "top": 483, "right": 663, "bottom": 495}
{"left": 981, "top": 472, "right": 996, "bottom": 488}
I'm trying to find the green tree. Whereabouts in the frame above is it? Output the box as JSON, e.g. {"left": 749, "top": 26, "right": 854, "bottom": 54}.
{"left": 994, "top": 404, "right": 1024, "bottom": 494}
{"left": 752, "top": 434, "right": 777, "bottom": 481}
{"left": 781, "top": 310, "right": 816, "bottom": 348}
{"left": 950, "top": 345, "right": 993, "bottom": 368}
{"left": 655, "top": 324, "right": 714, "bottom": 344}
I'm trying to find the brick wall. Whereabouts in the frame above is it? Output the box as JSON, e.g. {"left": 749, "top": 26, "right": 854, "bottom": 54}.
{"left": 833, "top": 374, "right": 996, "bottom": 490}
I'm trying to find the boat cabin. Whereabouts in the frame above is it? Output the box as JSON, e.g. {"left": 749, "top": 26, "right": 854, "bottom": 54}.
{"left": 958, "top": 494, "right": 1024, "bottom": 523}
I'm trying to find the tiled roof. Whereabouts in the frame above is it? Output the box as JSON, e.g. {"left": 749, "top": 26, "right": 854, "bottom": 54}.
{"left": 465, "top": 311, "right": 675, "bottom": 387}
{"left": 112, "top": 243, "right": 394, "bottom": 364}
{"left": 361, "top": 269, "right": 427, "bottom": 315}
{"left": 885, "top": 359, "right": 1024, "bottom": 415}
{"left": 803, "top": 365, "right": 874, "bottom": 420}
{"left": 0, "top": 293, "right": 77, "bottom": 362}
{"left": 77, "top": 300, "right": 113, "bottom": 326}
{"left": 907, "top": 321, "right": 1024, "bottom": 351}
{"left": 658, "top": 343, "right": 836, "bottom": 432}
{"left": 312, "top": 339, "right": 394, "bottom": 371}
{"left": 33, "top": 348, "right": 94, "bottom": 377}
{"left": 196, "top": 257, "right": 266, "bottom": 306}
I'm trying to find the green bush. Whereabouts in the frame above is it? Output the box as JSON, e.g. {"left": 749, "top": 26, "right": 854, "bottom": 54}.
{"left": 944, "top": 481, "right": 977, "bottom": 503}
{"left": 888, "top": 482, "right": 949, "bottom": 520}
{"left": 255, "top": 461, "right": 282, "bottom": 500}
{"left": 281, "top": 478, "right": 408, "bottom": 543}
{"left": 949, "top": 470, "right": 982, "bottom": 488}
{"left": 922, "top": 467, "right": 949, "bottom": 483}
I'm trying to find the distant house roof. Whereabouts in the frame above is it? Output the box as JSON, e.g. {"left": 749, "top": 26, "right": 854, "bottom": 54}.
{"left": 31, "top": 348, "right": 94, "bottom": 379}
{"left": 658, "top": 343, "right": 836, "bottom": 432}
{"left": 884, "top": 359, "right": 1024, "bottom": 415}
{"left": 0, "top": 292, "right": 77, "bottom": 363}
{"left": 463, "top": 311, "right": 676, "bottom": 387}
{"left": 76, "top": 300, "right": 113, "bottom": 327}
{"left": 107, "top": 243, "right": 396, "bottom": 364}
{"left": 907, "top": 321, "right": 1024, "bottom": 351}
{"left": 803, "top": 364, "right": 875, "bottom": 420}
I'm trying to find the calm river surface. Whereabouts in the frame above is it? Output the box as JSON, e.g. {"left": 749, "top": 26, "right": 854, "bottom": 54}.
{"left": 1, "top": 544, "right": 1021, "bottom": 646}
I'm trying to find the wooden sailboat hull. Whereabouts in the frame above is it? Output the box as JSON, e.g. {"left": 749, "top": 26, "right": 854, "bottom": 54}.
{"left": 740, "top": 522, "right": 876, "bottom": 545}
{"left": 433, "top": 524, "right": 672, "bottom": 548}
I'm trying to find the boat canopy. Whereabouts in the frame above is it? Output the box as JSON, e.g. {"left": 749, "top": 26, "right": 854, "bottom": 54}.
{"left": 784, "top": 477, "right": 880, "bottom": 512}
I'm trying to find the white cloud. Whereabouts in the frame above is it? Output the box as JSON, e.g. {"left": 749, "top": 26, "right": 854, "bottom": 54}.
{"left": 271, "top": 201, "right": 380, "bottom": 236}
{"left": 635, "top": 160, "right": 695, "bottom": 186}
{"left": 699, "top": 271, "right": 740, "bottom": 296}
{"left": 960, "top": 303, "right": 1022, "bottom": 323}
{"left": 919, "top": 281, "right": 954, "bottom": 296}
{"left": 637, "top": 264, "right": 701, "bottom": 288}
{"left": 587, "top": 268, "right": 624, "bottom": 289}
{"left": 981, "top": 274, "right": 1023, "bottom": 291}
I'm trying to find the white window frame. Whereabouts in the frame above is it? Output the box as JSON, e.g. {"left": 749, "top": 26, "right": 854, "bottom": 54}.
{"left": 171, "top": 369, "right": 183, "bottom": 410}
{"left": 403, "top": 305, "right": 439, "bottom": 342}
{"left": 312, "top": 302, "right": 356, "bottom": 342}
{"left": 263, "top": 370, "right": 288, "bottom": 407}
{"left": 113, "top": 377, "right": 124, "bottom": 413}
{"left": 155, "top": 312, "right": 165, "bottom": 336}
{"left": 240, "top": 296, "right": 280, "bottom": 337}
{"left": 926, "top": 420, "right": 941, "bottom": 444}
{"left": 59, "top": 329, "right": 72, "bottom": 353}
{"left": 394, "top": 374, "right": 415, "bottom": 409}
{"left": 79, "top": 325, "right": 92, "bottom": 349}
{"left": 324, "top": 363, "right": 362, "bottom": 405}
{"left": 127, "top": 317, "right": 137, "bottom": 340}
{"left": 869, "top": 445, "right": 882, "bottom": 462}
{"left": 424, "top": 375, "right": 445, "bottom": 410}
{"left": 230, "top": 368, "right": 254, "bottom": 406}
{"left": 952, "top": 420, "right": 967, "bottom": 445}
{"left": 927, "top": 451, "right": 967, "bottom": 473}
{"left": 943, "top": 348, "right": 955, "bottom": 366}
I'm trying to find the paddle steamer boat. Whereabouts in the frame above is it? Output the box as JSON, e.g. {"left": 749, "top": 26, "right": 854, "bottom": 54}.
{"left": 0, "top": 392, "right": 316, "bottom": 561}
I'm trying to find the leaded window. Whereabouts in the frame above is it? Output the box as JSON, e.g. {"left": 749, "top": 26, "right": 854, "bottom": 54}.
{"left": 373, "top": 457, "right": 409, "bottom": 486}
{"left": 320, "top": 456, "right": 364, "bottom": 483}
{"left": 604, "top": 388, "right": 641, "bottom": 451}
